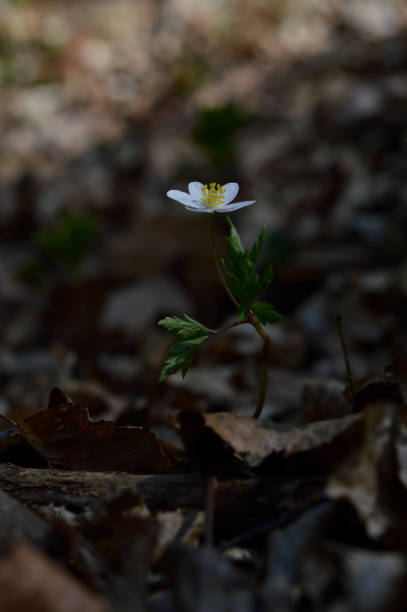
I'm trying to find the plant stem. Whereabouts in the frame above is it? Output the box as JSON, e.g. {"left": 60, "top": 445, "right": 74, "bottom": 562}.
{"left": 249, "top": 313, "right": 270, "bottom": 419}
{"left": 210, "top": 319, "right": 247, "bottom": 336}
{"left": 209, "top": 214, "right": 238, "bottom": 307}
{"left": 336, "top": 314, "right": 357, "bottom": 400}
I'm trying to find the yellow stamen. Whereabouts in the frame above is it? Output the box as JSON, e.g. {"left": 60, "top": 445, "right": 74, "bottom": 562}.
{"left": 201, "top": 183, "right": 225, "bottom": 208}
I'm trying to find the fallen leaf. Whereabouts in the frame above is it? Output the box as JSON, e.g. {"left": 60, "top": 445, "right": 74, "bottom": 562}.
{"left": 0, "top": 489, "right": 66, "bottom": 558}
{"left": 327, "top": 384, "right": 407, "bottom": 538}
{"left": 302, "top": 378, "right": 352, "bottom": 422}
{"left": 202, "top": 412, "right": 361, "bottom": 468}
{"left": 0, "top": 541, "right": 108, "bottom": 612}
{"left": 81, "top": 490, "right": 156, "bottom": 573}
{"left": 154, "top": 510, "right": 205, "bottom": 560}
{"left": 16, "top": 388, "right": 170, "bottom": 473}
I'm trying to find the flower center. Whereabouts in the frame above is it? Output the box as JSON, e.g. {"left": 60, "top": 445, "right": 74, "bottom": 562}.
{"left": 200, "top": 183, "right": 225, "bottom": 208}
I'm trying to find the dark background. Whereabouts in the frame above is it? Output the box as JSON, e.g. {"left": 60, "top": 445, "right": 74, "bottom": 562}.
{"left": 0, "top": 0, "right": 406, "bottom": 427}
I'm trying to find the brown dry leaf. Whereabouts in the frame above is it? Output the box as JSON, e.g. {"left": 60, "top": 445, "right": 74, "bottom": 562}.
{"left": 154, "top": 510, "right": 205, "bottom": 560}
{"left": 203, "top": 412, "right": 361, "bottom": 468}
{"left": 327, "top": 388, "right": 407, "bottom": 538}
{"left": 0, "top": 489, "right": 66, "bottom": 558}
{"left": 302, "top": 378, "right": 352, "bottom": 422}
{"left": 81, "top": 490, "right": 156, "bottom": 573}
{"left": 17, "top": 388, "right": 170, "bottom": 473}
{"left": 0, "top": 541, "right": 107, "bottom": 612}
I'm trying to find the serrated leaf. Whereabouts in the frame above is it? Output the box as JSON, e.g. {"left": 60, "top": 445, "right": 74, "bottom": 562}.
{"left": 224, "top": 270, "right": 246, "bottom": 304}
{"left": 225, "top": 216, "right": 244, "bottom": 256}
{"left": 159, "top": 335, "right": 209, "bottom": 381}
{"left": 249, "top": 225, "right": 266, "bottom": 265}
{"left": 252, "top": 302, "right": 283, "bottom": 326}
{"left": 237, "top": 304, "right": 250, "bottom": 323}
{"left": 158, "top": 314, "right": 211, "bottom": 340}
{"left": 222, "top": 219, "right": 275, "bottom": 306}
{"left": 258, "top": 262, "right": 274, "bottom": 293}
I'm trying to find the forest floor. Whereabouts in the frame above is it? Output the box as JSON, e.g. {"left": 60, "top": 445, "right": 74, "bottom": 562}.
{"left": 0, "top": 1, "right": 407, "bottom": 610}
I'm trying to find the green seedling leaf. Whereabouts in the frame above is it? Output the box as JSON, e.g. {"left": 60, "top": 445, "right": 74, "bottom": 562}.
{"left": 237, "top": 304, "right": 250, "bottom": 323}
{"left": 158, "top": 314, "right": 211, "bottom": 340}
{"left": 158, "top": 314, "right": 212, "bottom": 380}
{"left": 249, "top": 225, "right": 266, "bottom": 266}
{"left": 35, "top": 212, "right": 96, "bottom": 270}
{"left": 252, "top": 302, "right": 283, "bottom": 326}
{"left": 225, "top": 216, "right": 244, "bottom": 256}
{"left": 159, "top": 335, "right": 209, "bottom": 381}
{"left": 222, "top": 219, "right": 274, "bottom": 306}
{"left": 191, "top": 103, "right": 254, "bottom": 163}
{"left": 258, "top": 262, "right": 274, "bottom": 293}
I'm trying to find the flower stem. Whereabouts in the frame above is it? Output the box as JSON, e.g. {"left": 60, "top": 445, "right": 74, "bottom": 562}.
{"left": 249, "top": 312, "right": 270, "bottom": 419}
{"left": 209, "top": 214, "right": 238, "bottom": 307}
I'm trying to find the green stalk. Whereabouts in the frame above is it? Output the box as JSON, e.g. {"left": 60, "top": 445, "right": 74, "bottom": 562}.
{"left": 248, "top": 313, "right": 270, "bottom": 419}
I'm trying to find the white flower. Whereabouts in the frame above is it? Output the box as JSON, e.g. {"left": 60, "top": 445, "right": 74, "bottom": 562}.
{"left": 167, "top": 182, "right": 255, "bottom": 213}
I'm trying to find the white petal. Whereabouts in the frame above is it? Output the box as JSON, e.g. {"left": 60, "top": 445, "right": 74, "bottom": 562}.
{"left": 222, "top": 183, "right": 239, "bottom": 205}
{"left": 188, "top": 182, "right": 204, "bottom": 199}
{"left": 185, "top": 207, "right": 212, "bottom": 213}
{"left": 216, "top": 200, "right": 256, "bottom": 213}
{"left": 167, "top": 190, "right": 202, "bottom": 208}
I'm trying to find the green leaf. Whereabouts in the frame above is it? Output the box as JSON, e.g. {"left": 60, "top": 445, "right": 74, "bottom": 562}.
{"left": 249, "top": 225, "right": 266, "bottom": 265}
{"left": 237, "top": 304, "right": 250, "bottom": 323}
{"left": 158, "top": 314, "right": 212, "bottom": 381}
{"left": 222, "top": 219, "right": 275, "bottom": 306}
{"left": 191, "top": 103, "right": 254, "bottom": 163}
{"left": 221, "top": 220, "right": 281, "bottom": 338}
{"left": 34, "top": 212, "right": 96, "bottom": 270}
{"left": 225, "top": 216, "right": 244, "bottom": 256}
{"left": 252, "top": 302, "right": 283, "bottom": 326}
{"left": 159, "top": 335, "right": 209, "bottom": 381}
{"left": 158, "top": 314, "right": 211, "bottom": 340}
{"left": 258, "top": 262, "right": 274, "bottom": 293}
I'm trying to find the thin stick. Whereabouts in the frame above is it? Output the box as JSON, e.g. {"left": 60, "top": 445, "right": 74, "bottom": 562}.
{"left": 0, "top": 413, "right": 18, "bottom": 428}
{"left": 218, "top": 499, "right": 329, "bottom": 552}
{"left": 209, "top": 214, "right": 238, "bottom": 307}
{"left": 336, "top": 314, "right": 356, "bottom": 399}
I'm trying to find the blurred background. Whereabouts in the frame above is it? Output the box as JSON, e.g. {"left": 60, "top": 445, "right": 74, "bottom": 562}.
{"left": 1, "top": 0, "right": 407, "bottom": 429}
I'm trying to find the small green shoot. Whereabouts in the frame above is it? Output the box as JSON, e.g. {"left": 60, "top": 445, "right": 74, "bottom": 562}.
{"left": 34, "top": 212, "right": 96, "bottom": 271}
{"left": 158, "top": 315, "right": 211, "bottom": 381}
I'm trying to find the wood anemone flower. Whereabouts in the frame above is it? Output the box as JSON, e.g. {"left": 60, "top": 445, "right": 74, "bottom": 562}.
{"left": 167, "top": 182, "right": 255, "bottom": 213}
